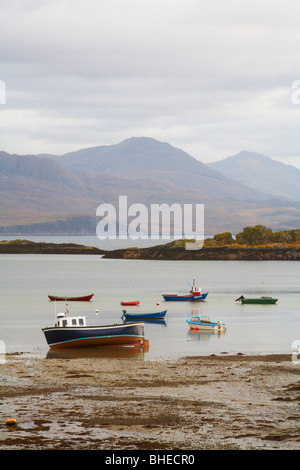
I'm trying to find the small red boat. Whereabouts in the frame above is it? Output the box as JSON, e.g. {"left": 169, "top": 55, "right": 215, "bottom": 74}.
{"left": 48, "top": 294, "right": 94, "bottom": 302}
{"left": 121, "top": 300, "right": 140, "bottom": 306}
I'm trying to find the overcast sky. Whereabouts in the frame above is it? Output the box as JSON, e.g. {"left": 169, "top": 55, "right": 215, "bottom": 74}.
{"left": 1, "top": 0, "right": 300, "bottom": 168}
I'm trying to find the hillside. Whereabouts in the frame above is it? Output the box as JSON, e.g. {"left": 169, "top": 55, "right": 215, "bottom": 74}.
{"left": 0, "top": 151, "right": 104, "bottom": 225}
{"left": 209, "top": 151, "right": 300, "bottom": 201}
{"left": 53, "top": 137, "right": 268, "bottom": 200}
{"left": 0, "top": 139, "right": 300, "bottom": 233}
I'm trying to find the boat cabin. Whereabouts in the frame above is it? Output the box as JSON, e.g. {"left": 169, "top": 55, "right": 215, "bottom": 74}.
{"left": 190, "top": 316, "right": 211, "bottom": 324}
{"left": 190, "top": 276, "right": 202, "bottom": 295}
{"left": 55, "top": 313, "right": 87, "bottom": 327}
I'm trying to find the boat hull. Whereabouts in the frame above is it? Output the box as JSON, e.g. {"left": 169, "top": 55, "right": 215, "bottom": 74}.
{"left": 186, "top": 320, "right": 225, "bottom": 332}
{"left": 48, "top": 294, "right": 94, "bottom": 302}
{"left": 42, "top": 322, "right": 145, "bottom": 349}
{"left": 240, "top": 298, "right": 278, "bottom": 304}
{"left": 187, "top": 324, "right": 225, "bottom": 332}
{"left": 121, "top": 301, "right": 140, "bottom": 306}
{"left": 123, "top": 310, "right": 166, "bottom": 320}
{"left": 163, "top": 293, "right": 208, "bottom": 301}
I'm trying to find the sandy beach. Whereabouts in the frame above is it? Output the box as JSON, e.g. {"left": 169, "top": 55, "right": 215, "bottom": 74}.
{"left": 0, "top": 352, "right": 299, "bottom": 451}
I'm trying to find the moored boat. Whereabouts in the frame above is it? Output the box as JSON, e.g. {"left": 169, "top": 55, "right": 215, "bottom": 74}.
{"left": 186, "top": 315, "right": 226, "bottom": 332}
{"left": 48, "top": 294, "right": 94, "bottom": 302}
{"left": 235, "top": 295, "right": 278, "bottom": 305}
{"left": 122, "top": 309, "right": 167, "bottom": 320}
{"left": 42, "top": 311, "right": 147, "bottom": 350}
{"left": 121, "top": 300, "right": 140, "bottom": 306}
{"left": 163, "top": 276, "right": 208, "bottom": 301}
{"left": 163, "top": 292, "right": 208, "bottom": 301}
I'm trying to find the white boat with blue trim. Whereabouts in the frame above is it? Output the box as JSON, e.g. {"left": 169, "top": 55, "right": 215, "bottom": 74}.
{"left": 186, "top": 315, "right": 226, "bottom": 332}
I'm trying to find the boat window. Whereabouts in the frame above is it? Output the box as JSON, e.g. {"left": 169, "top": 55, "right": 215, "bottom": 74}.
{"left": 72, "top": 319, "right": 77, "bottom": 326}
{"left": 62, "top": 320, "right": 67, "bottom": 327}
{"left": 79, "top": 318, "right": 84, "bottom": 326}
{"left": 191, "top": 317, "right": 199, "bottom": 323}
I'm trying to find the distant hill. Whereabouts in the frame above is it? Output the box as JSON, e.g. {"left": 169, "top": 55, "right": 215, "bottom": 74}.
{"left": 0, "top": 139, "right": 300, "bottom": 234}
{"left": 208, "top": 151, "right": 300, "bottom": 201}
{"left": 0, "top": 151, "right": 103, "bottom": 225}
{"left": 52, "top": 137, "right": 268, "bottom": 200}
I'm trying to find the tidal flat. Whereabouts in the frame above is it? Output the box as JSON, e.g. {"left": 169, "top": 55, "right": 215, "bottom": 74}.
{"left": 1, "top": 353, "right": 300, "bottom": 450}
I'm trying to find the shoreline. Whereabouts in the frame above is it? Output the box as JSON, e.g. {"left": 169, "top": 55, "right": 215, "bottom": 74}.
{"left": 0, "top": 239, "right": 300, "bottom": 260}
{"left": 1, "top": 352, "right": 300, "bottom": 450}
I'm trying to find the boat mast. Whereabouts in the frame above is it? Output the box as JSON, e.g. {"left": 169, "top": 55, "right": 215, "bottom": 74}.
{"left": 65, "top": 302, "right": 69, "bottom": 316}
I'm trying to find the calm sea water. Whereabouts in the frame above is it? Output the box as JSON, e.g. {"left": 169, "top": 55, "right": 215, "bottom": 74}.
{"left": 0, "top": 236, "right": 299, "bottom": 360}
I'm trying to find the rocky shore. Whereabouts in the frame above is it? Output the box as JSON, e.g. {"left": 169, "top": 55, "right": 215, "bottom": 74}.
{"left": 101, "top": 244, "right": 300, "bottom": 260}
{"left": 0, "top": 239, "right": 104, "bottom": 255}
{"left": 1, "top": 353, "right": 300, "bottom": 450}
{"left": 1, "top": 238, "right": 300, "bottom": 260}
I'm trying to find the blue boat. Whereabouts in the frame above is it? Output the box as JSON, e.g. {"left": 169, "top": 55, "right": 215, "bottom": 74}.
{"left": 186, "top": 315, "right": 226, "bottom": 332}
{"left": 122, "top": 309, "right": 167, "bottom": 320}
{"left": 162, "top": 276, "right": 208, "bottom": 301}
{"left": 42, "top": 311, "right": 147, "bottom": 350}
{"left": 163, "top": 292, "right": 208, "bottom": 301}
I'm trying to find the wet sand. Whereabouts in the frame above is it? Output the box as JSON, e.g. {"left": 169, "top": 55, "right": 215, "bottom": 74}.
{"left": 1, "top": 353, "right": 300, "bottom": 450}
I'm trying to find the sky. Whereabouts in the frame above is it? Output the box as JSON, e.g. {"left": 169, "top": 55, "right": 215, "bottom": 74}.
{"left": 1, "top": 0, "right": 300, "bottom": 168}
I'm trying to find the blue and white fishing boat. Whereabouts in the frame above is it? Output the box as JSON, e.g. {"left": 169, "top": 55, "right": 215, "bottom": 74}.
{"left": 186, "top": 315, "right": 226, "bottom": 332}
{"left": 42, "top": 308, "right": 147, "bottom": 350}
{"left": 162, "top": 277, "right": 208, "bottom": 301}
{"left": 122, "top": 309, "right": 167, "bottom": 321}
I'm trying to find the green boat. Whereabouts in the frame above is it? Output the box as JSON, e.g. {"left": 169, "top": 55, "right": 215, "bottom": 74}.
{"left": 235, "top": 295, "right": 278, "bottom": 305}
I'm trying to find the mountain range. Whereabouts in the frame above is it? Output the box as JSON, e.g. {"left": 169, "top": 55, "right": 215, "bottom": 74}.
{"left": 0, "top": 137, "right": 299, "bottom": 234}
{"left": 209, "top": 151, "right": 300, "bottom": 201}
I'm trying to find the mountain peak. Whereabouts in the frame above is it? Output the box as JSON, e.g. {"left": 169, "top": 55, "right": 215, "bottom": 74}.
{"left": 53, "top": 137, "right": 269, "bottom": 200}
{"left": 209, "top": 151, "right": 300, "bottom": 201}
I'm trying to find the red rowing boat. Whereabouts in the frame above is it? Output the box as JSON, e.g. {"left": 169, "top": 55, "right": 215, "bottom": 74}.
{"left": 121, "top": 300, "right": 140, "bottom": 306}
{"left": 48, "top": 294, "right": 94, "bottom": 302}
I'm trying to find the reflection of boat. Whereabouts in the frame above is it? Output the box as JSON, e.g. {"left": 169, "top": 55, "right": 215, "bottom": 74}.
{"left": 186, "top": 315, "right": 226, "bottom": 332}
{"left": 235, "top": 295, "right": 278, "bottom": 304}
{"left": 121, "top": 301, "right": 140, "bottom": 306}
{"left": 122, "top": 310, "right": 166, "bottom": 320}
{"left": 187, "top": 330, "right": 221, "bottom": 341}
{"left": 48, "top": 294, "right": 94, "bottom": 302}
{"left": 42, "top": 310, "right": 147, "bottom": 350}
{"left": 46, "top": 344, "right": 149, "bottom": 360}
{"left": 162, "top": 276, "right": 208, "bottom": 301}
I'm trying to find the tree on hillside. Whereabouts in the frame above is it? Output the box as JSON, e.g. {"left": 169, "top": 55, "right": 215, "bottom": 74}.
{"left": 236, "top": 225, "right": 273, "bottom": 245}
{"left": 213, "top": 232, "right": 235, "bottom": 245}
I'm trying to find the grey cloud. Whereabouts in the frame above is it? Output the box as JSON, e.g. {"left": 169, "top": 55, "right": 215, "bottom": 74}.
{"left": 0, "top": 0, "right": 300, "bottom": 167}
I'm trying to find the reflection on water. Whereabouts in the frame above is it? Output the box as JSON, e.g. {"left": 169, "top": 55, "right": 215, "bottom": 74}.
{"left": 187, "top": 329, "right": 226, "bottom": 342}
{"left": 46, "top": 343, "right": 149, "bottom": 360}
